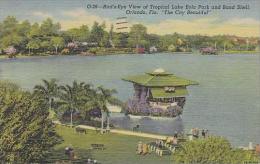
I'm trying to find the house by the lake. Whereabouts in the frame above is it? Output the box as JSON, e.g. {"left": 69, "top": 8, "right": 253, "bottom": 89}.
{"left": 122, "top": 68, "right": 198, "bottom": 117}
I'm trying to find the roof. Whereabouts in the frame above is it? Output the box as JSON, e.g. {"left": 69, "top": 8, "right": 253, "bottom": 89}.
{"left": 122, "top": 68, "right": 198, "bottom": 87}
{"left": 150, "top": 87, "right": 188, "bottom": 98}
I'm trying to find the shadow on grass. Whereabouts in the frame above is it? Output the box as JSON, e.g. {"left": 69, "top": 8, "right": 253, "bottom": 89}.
{"left": 43, "top": 147, "right": 92, "bottom": 163}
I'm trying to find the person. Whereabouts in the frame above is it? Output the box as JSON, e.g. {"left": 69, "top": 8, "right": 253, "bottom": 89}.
{"left": 173, "top": 137, "right": 178, "bottom": 145}
{"left": 174, "top": 131, "right": 178, "bottom": 138}
{"left": 64, "top": 146, "right": 76, "bottom": 160}
{"left": 158, "top": 140, "right": 163, "bottom": 149}
{"left": 193, "top": 128, "right": 199, "bottom": 138}
{"left": 205, "top": 129, "right": 209, "bottom": 137}
{"left": 166, "top": 137, "right": 173, "bottom": 145}
{"left": 137, "top": 141, "right": 143, "bottom": 155}
{"left": 202, "top": 129, "right": 206, "bottom": 138}
{"left": 142, "top": 143, "right": 148, "bottom": 155}
{"left": 65, "top": 146, "right": 73, "bottom": 156}
{"left": 255, "top": 144, "right": 260, "bottom": 155}
{"left": 69, "top": 150, "right": 75, "bottom": 160}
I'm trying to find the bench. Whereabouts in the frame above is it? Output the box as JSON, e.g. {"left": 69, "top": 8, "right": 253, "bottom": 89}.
{"left": 91, "top": 144, "right": 105, "bottom": 150}
{"left": 156, "top": 148, "right": 171, "bottom": 156}
{"left": 75, "top": 127, "right": 87, "bottom": 134}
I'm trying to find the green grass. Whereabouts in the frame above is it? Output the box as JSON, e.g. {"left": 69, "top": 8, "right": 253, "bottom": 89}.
{"left": 224, "top": 50, "right": 260, "bottom": 54}
{"left": 53, "top": 125, "right": 172, "bottom": 164}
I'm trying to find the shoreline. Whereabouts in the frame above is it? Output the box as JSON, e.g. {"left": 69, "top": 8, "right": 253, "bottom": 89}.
{"left": 0, "top": 51, "right": 259, "bottom": 60}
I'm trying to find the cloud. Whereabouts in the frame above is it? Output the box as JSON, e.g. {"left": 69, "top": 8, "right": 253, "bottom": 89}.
{"left": 59, "top": 8, "right": 113, "bottom": 30}
{"left": 31, "top": 8, "right": 259, "bottom": 37}
{"left": 32, "top": 11, "right": 53, "bottom": 19}
{"left": 146, "top": 17, "right": 260, "bottom": 37}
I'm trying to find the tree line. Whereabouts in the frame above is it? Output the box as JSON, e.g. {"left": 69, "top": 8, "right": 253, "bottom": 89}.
{"left": 0, "top": 16, "right": 258, "bottom": 57}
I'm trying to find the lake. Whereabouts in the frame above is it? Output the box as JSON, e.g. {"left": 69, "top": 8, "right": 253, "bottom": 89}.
{"left": 0, "top": 53, "right": 259, "bottom": 146}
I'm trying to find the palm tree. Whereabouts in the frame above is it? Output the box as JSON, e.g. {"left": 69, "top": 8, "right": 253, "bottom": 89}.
{"left": 58, "top": 84, "right": 77, "bottom": 127}
{"left": 34, "top": 79, "right": 58, "bottom": 113}
{"left": 58, "top": 81, "right": 90, "bottom": 127}
{"left": 96, "top": 86, "right": 117, "bottom": 133}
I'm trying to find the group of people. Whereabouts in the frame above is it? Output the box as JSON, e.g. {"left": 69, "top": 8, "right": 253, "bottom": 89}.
{"left": 136, "top": 141, "right": 149, "bottom": 155}
{"left": 190, "top": 128, "right": 209, "bottom": 138}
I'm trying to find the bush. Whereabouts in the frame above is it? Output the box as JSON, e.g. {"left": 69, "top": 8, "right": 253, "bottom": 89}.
{"left": 173, "top": 136, "right": 260, "bottom": 164}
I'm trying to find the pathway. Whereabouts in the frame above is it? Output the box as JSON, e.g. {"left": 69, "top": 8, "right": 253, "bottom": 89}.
{"left": 53, "top": 120, "right": 170, "bottom": 140}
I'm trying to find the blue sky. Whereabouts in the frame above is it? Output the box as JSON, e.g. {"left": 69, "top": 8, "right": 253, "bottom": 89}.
{"left": 0, "top": 0, "right": 259, "bottom": 37}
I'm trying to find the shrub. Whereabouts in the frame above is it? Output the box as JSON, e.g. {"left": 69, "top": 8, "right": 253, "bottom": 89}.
{"left": 173, "top": 136, "right": 260, "bottom": 164}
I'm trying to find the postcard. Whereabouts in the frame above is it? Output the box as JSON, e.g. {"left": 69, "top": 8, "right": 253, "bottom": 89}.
{"left": 0, "top": 0, "right": 259, "bottom": 163}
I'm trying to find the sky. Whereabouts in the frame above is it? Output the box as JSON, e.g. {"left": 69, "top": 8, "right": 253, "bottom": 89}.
{"left": 0, "top": 0, "right": 259, "bottom": 37}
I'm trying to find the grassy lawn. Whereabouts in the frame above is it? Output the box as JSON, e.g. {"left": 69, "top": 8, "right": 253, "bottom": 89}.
{"left": 224, "top": 50, "right": 259, "bottom": 54}
{"left": 52, "top": 125, "right": 172, "bottom": 164}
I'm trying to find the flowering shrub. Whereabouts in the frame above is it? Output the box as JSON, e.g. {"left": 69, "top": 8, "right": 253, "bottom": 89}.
{"left": 126, "top": 99, "right": 183, "bottom": 117}
{"left": 4, "top": 46, "right": 17, "bottom": 58}
{"left": 67, "top": 42, "right": 78, "bottom": 49}
{"left": 200, "top": 47, "right": 217, "bottom": 55}
{"left": 4, "top": 46, "right": 17, "bottom": 54}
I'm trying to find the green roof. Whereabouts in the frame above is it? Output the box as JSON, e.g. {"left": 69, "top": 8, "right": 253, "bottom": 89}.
{"left": 122, "top": 69, "right": 198, "bottom": 87}
{"left": 150, "top": 87, "right": 188, "bottom": 98}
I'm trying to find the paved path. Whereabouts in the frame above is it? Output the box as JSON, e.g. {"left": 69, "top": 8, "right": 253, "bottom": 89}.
{"left": 53, "top": 120, "right": 169, "bottom": 140}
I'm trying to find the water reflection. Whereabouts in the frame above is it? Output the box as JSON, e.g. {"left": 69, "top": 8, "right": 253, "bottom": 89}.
{"left": 110, "top": 113, "right": 184, "bottom": 135}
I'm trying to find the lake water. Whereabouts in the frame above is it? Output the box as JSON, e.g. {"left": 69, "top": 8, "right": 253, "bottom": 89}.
{"left": 0, "top": 53, "right": 259, "bottom": 146}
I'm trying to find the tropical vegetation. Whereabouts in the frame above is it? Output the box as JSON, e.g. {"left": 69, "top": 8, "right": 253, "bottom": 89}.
{"left": 0, "top": 81, "right": 61, "bottom": 162}
{"left": 0, "top": 16, "right": 258, "bottom": 58}
{"left": 33, "top": 79, "right": 123, "bottom": 130}
{"left": 0, "top": 79, "right": 123, "bottom": 162}
{"left": 173, "top": 136, "right": 260, "bottom": 164}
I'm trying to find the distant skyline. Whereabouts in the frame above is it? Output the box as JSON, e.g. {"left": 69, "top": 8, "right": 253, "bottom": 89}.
{"left": 0, "top": 0, "right": 259, "bottom": 37}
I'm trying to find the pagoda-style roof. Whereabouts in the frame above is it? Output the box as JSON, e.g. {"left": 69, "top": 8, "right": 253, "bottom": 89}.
{"left": 122, "top": 68, "right": 198, "bottom": 87}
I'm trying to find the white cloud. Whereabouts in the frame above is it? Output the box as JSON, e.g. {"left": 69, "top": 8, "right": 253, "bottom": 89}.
{"left": 32, "top": 11, "right": 53, "bottom": 19}
{"left": 59, "top": 8, "right": 113, "bottom": 30}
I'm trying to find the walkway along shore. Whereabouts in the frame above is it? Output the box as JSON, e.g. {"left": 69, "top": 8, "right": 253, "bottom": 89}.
{"left": 53, "top": 120, "right": 170, "bottom": 140}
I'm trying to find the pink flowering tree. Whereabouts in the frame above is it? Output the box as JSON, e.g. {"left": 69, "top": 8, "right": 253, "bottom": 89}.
{"left": 4, "top": 46, "right": 17, "bottom": 58}
{"left": 67, "top": 42, "right": 78, "bottom": 50}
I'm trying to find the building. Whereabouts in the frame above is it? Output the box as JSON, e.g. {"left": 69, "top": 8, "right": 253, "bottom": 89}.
{"left": 122, "top": 68, "right": 198, "bottom": 117}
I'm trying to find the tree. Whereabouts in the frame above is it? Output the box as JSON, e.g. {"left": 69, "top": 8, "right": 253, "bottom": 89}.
{"left": 128, "top": 24, "right": 147, "bottom": 48}
{"left": 40, "top": 40, "right": 51, "bottom": 53}
{"left": 17, "top": 20, "right": 31, "bottom": 51}
{"left": 26, "top": 39, "right": 40, "bottom": 54}
{"left": 113, "top": 32, "right": 128, "bottom": 48}
{"left": 4, "top": 46, "right": 17, "bottom": 58}
{"left": 51, "top": 37, "right": 64, "bottom": 54}
{"left": 66, "top": 25, "right": 90, "bottom": 42}
{"left": 66, "top": 28, "right": 81, "bottom": 42}
{"left": 34, "top": 79, "right": 58, "bottom": 113}
{"left": 28, "top": 23, "right": 41, "bottom": 38}
{"left": 96, "top": 86, "right": 117, "bottom": 133}
{"left": 0, "top": 16, "right": 27, "bottom": 52}
{"left": 168, "top": 44, "right": 176, "bottom": 52}
{"left": 89, "top": 21, "right": 106, "bottom": 45}
{"left": 0, "top": 34, "right": 23, "bottom": 49}
{"left": 1, "top": 16, "right": 18, "bottom": 36}
{"left": 40, "top": 18, "right": 60, "bottom": 36}
{"left": 173, "top": 136, "right": 259, "bottom": 164}
{"left": 58, "top": 81, "right": 86, "bottom": 126}
{"left": 0, "top": 81, "right": 61, "bottom": 163}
